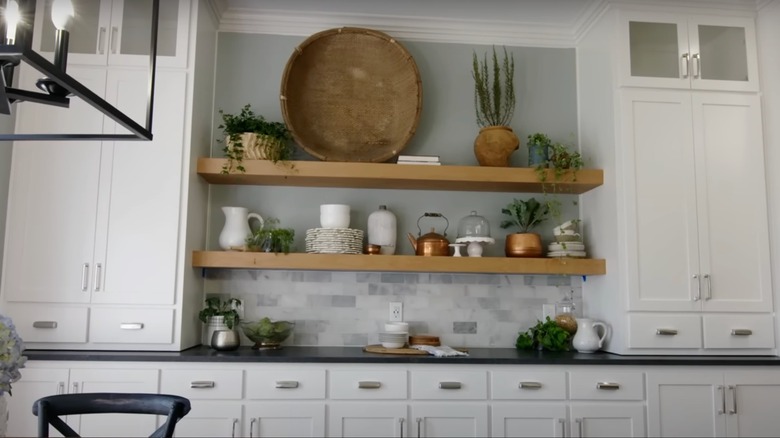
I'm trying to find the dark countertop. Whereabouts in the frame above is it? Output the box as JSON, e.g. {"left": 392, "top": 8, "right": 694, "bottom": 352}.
{"left": 22, "top": 346, "right": 780, "bottom": 366}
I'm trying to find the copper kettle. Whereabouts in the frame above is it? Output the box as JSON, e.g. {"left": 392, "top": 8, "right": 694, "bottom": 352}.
{"left": 407, "top": 213, "right": 450, "bottom": 256}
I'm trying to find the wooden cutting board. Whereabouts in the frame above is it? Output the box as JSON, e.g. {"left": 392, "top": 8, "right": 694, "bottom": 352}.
{"left": 363, "top": 344, "right": 428, "bottom": 355}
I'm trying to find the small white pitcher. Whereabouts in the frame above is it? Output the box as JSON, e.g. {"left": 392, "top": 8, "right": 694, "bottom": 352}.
{"left": 218, "top": 206, "right": 264, "bottom": 251}
{"left": 572, "top": 318, "right": 608, "bottom": 353}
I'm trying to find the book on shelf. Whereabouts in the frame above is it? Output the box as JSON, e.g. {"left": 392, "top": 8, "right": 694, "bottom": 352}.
{"left": 396, "top": 154, "right": 440, "bottom": 162}
{"left": 396, "top": 160, "right": 442, "bottom": 165}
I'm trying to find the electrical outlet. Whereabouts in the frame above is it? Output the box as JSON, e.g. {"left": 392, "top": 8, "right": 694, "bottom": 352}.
{"left": 389, "top": 302, "right": 403, "bottom": 321}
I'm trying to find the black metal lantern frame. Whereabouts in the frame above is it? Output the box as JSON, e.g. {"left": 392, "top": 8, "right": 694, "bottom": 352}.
{"left": 0, "top": 0, "right": 159, "bottom": 141}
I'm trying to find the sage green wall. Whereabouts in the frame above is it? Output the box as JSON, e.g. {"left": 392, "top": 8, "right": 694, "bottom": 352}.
{"left": 210, "top": 33, "right": 578, "bottom": 256}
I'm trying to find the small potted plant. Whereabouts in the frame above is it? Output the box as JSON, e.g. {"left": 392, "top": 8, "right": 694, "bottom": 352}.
{"left": 218, "top": 104, "right": 293, "bottom": 174}
{"left": 516, "top": 316, "right": 572, "bottom": 351}
{"left": 246, "top": 217, "right": 295, "bottom": 254}
{"left": 198, "top": 297, "right": 242, "bottom": 346}
{"left": 471, "top": 46, "right": 519, "bottom": 167}
{"left": 500, "top": 197, "right": 550, "bottom": 257}
{"left": 527, "top": 132, "right": 552, "bottom": 168}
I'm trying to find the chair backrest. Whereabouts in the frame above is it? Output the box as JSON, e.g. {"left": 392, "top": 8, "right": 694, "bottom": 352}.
{"left": 32, "top": 393, "right": 191, "bottom": 438}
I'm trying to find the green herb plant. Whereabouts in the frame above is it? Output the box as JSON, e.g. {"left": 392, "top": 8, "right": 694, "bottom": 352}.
{"left": 218, "top": 104, "right": 293, "bottom": 174}
{"left": 500, "top": 197, "right": 551, "bottom": 233}
{"left": 527, "top": 132, "right": 552, "bottom": 167}
{"left": 246, "top": 217, "right": 295, "bottom": 254}
{"left": 516, "top": 316, "right": 572, "bottom": 352}
{"left": 472, "top": 46, "right": 515, "bottom": 127}
{"left": 198, "top": 297, "right": 242, "bottom": 329}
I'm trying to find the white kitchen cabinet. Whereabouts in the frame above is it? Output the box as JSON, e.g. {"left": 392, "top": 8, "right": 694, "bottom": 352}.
{"left": 647, "top": 368, "right": 780, "bottom": 437}
{"left": 328, "top": 402, "right": 407, "bottom": 438}
{"left": 411, "top": 404, "right": 489, "bottom": 438}
{"left": 619, "top": 12, "right": 759, "bottom": 92}
{"left": 32, "top": 0, "right": 190, "bottom": 68}
{"left": 173, "top": 402, "right": 242, "bottom": 438}
{"left": 569, "top": 404, "right": 646, "bottom": 438}
{"left": 246, "top": 402, "right": 326, "bottom": 438}
{"left": 491, "top": 404, "right": 567, "bottom": 438}
{"left": 6, "top": 366, "right": 159, "bottom": 438}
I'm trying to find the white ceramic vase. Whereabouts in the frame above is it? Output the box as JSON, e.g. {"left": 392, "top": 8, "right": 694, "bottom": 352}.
{"left": 367, "top": 205, "right": 397, "bottom": 255}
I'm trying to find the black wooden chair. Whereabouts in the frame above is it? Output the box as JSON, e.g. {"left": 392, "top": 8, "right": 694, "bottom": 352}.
{"left": 32, "top": 393, "right": 191, "bottom": 438}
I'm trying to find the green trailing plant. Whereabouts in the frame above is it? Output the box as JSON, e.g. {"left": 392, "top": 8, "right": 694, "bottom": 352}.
{"left": 527, "top": 132, "right": 552, "bottom": 167}
{"left": 500, "top": 197, "right": 551, "bottom": 233}
{"left": 218, "top": 104, "right": 293, "bottom": 174}
{"left": 198, "top": 297, "right": 242, "bottom": 329}
{"left": 516, "top": 316, "right": 572, "bottom": 352}
{"left": 532, "top": 140, "right": 584, "bottom": 226}
{"left": 246, "top": 217, "right": 295, "bottom": 254}
{"left": 472, "top": 46, "right": 516, "bottom": 127}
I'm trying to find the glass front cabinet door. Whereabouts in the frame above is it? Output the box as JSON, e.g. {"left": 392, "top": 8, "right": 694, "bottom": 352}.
{"left": 32, "top": 0, "right": 190, "bottom": 68}
{"left": 619, "top": 12, "right": 759, "bottom": 92}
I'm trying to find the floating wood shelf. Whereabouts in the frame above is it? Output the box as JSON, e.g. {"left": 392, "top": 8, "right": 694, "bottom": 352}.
{"left": 197, "top": 159, "right": 603, "bottom": 194}
{"left": 192, "top": 251, "right": 607, "bottom": 276}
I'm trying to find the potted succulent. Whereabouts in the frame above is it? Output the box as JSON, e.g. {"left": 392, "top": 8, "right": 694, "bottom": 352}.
{"left": 500, "top": 197, "right": 551, "bottom": 257}
{"left": 198, "top": 297, "right": 242, "bottom": 346}
{"left": 246, "top": 217, "right": 295, "bottom": 254}
{"left": 471, "top": 46, "right": 519, "bottom": 167}
{"left": 218, "top": 104, "right": 293, "bottom": 174}
{"left": 527, "top": 132, "right": 552, "bottom": 168}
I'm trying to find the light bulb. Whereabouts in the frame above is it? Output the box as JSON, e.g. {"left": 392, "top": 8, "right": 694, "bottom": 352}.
{"left": 5, "top": 0, "right": 20, "bottom": 43}
{"left": 51, "top": 0, "right": 74, "bottom": 30}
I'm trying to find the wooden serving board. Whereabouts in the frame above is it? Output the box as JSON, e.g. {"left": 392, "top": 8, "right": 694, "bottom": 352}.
{"left": 363, "top": 344, "right": 428, "bottom": 355}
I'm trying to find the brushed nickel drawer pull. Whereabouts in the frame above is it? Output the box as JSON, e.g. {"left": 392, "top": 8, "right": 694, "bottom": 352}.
{"left": 519, "top": 381, "right": 543, "bottom": 389}
{"left": 596, "top": 382, "right": 621, "bottom": 390}
{"left": 190, "top": 381, "right": 215, "bottom": 389}
{"left": 731, "top": 329, "right": 752, "bottom": 336}
{"left": 656, "top": 328, "right": 678, "bottom": 336}
{"left": 33, "top": 321, "right": 58, "bottom": 329}
{"left": 120, "top": 323, "right": 144, "bottom": 330}
{"left": 439, "top": 381, "right": 462, "bottom": 390}
{"left": 358, "top": 381, "right": 381, "bottom": 389}
{"left": 275, "top": 381, "right": 299, "bottom": 389}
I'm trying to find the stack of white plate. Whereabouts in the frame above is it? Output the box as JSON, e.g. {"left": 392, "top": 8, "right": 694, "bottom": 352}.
{"left": 548, "top": 220, "right": 587, "bottom": 258}
{"left": 379, "top": 332, "right": 408, "bottom": 349}
{"left": 305, "top": 228, "right": 364, "bottom": 254}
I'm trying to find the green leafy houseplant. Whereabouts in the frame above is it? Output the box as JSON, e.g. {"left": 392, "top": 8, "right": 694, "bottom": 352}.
{"left": 218, "top": 104, "right": 293, "bottom": 174}
{"left": 516, "top": 316, "right": 572, "bottom": 351}
{"left": 246, "top": 217, "right": 295, "bottom": 254}
{"left": 198, "top": 297, "right": 242, "bottom": 329}
{"left": 472, "top": 46, "right": 515, "bottom": 127}
{"left": 527, "top": 132, "right": 552, "bottom": 168}
{"left": 500, "top": 197, "right": 551, "bottom": 233}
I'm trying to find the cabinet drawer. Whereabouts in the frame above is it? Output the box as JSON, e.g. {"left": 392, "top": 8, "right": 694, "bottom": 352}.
{"left": 703, "top": 314, "right": 775, "bottom": 349}
{"left": 246, "top": 368, "right": 326, "bottom": 399}
{"left": 491, "top": 369, "right": 566, "bottom": 400}
{"left": 628, "top": 314, "right": 702, "bottom": 349}
{"left": 89, "top": 308, "right": 174, "bottom": 344}
{"left": 411, "top": 370, "right": 487, "bottom": 400}
{"left": 160, "top": 369, "right": 243, "bottom": 400}
{"left": 569, "top": 371, "right": 644, "bottom": 400}
{"left": 329, "top": 369, "right": 407, "bottom": 400}
{"left": 7, "top": 304, "right": 89, "bottom": 343}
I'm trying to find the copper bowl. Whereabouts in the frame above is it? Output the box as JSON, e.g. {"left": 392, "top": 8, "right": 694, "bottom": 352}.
{"left": 505, "top": 233, "right": 543, "bottom": 257}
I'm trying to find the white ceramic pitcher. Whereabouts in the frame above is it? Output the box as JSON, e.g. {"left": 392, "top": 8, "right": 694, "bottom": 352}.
{"left": 572, "top": 318, "right": 608, "bottom": 353}
{"left": 218, "top": 206, "right": 264, "bottom": 251}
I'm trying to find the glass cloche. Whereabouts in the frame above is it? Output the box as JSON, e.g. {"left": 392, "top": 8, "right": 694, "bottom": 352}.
{"left": 457, "top": 210, "right": 491, "bottom": 239}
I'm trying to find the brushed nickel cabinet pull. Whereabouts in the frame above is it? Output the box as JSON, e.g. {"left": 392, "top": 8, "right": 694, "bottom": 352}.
{"left": 681, "top": 53, "right": 690, "bottom": 78}
{"left": 519, "top": 381, "right": 543, "bottom": 389}
{"left": 358, "top": 381, "right": 381, "bottom": 389}
{"left": 731, "top": 329, "right": 752, "bottom": 336}
{"left": 728, "top": 385, "right": 737, "bottom": 414}
{"left": 692, "top": 274, "right": 700, "bottom": 301}
{"left": 190, "top": 381, "right": 215, "bottom": 389}
{"left": 93, "top": 263, "right": 102, "bottom": 291}
{"left": 231, "top": 418, "right": 238, "bottom": 438}
{"left": 439, "top": 381, "right": 462, "bottom": 390}
{"left": 558, "top": 418, "right": 566, "bottom": 438}
{"left": 57, "top": 382, "right": 65, "bottom": 395}
{"left": 98, "top": 27, "right": 107, "bottom": 54}
{"left": 120, "top": 323, "right": 144, "bottom": 330}
{"left": 596, "top": 382, "right": 620, "bottom": 390}
{"left": 110, "top": 26, "right": 118, "bottom": 54}
{"left": 717, "top": 385, "right": 725, "bottom": 414}
{"left": 249, "top": 418, "right": 256, "bottom": 438}
{"left": 575, "top": 418, "right": 583, "bottom": 438}
{"left": 72, "top": 382, "right": 79, "bottom": 393}
{"left": 275, "top": 381, "right": 299, "bottom": 389}
{"left": 33, "top": 321, "right": 58, "bottom": 329}
{"left": 416, "top": 418, "right": 422, "bottom": 438}
{"left": 704, "top": 274, "right": 712, "bottom": 300}
{"left": 398, "top": 418, "right": 405, "bottom": 438}
{"left": 692, "top": 53, "right": 701, "bottom": 78}
{"left": 82, "top": 263, "right": 90, "bottom": 291}
{"left": 655, "top": 328, "right": 678, "bottom": 336}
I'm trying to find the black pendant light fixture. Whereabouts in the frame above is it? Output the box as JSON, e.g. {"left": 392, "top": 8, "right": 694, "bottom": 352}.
{"left": 0, "top": 0, "right": 159, "bottom": 141}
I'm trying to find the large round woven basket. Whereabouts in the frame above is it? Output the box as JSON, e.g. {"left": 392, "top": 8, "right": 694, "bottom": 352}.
{"left": 280, "top": 27, "right": 423, "bottom": 162}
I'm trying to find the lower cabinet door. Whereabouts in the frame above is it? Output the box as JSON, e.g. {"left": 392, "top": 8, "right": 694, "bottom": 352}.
{"left": 569, "top": 404, "right": 646, "bottom": 437}
{"left": 491, "top": 403, "right": 567, "bottom": 438}
{"left": 245, "top": 402, "right": 325, "bottom": 438}
{"left": 6, "top": 367, "right": 70, "bottom": 438}
{"left": 647, "top": 371, "right": 725, "bottom": 437}
{"left": 173, "top": 402, "right": 242, "bottom": 438}
{"left": 410, "top": 403, "right": 489, "bottom": 438}
{"left": 328, "top": 402, "right": 407, "bottom": 438}
{"left": 725, "top": 371, "right": 780, "bottom": 437}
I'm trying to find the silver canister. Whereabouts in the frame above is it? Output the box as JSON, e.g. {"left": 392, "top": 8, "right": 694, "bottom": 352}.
{"left": 210, "top": 329, "right": 240, "bottom": 351}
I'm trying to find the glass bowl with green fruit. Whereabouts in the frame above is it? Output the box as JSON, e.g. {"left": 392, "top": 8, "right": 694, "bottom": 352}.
{"left": 240, "top": 318, "right": 295, "bottom": 349}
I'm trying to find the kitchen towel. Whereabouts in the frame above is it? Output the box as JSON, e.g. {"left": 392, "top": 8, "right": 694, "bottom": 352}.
{"left": 410, "top": 344, "right": 469, "bottom": 357}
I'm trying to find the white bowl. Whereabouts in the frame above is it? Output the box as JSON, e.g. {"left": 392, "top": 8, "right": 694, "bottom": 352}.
{"left": 320, "top": 204, "right": 350, "bottom": 228}
{"left": 384, "top": 322, "right": 409, "bottom": 332}
{"left": 381, "top": 341, "right": 406, "bottom": 349}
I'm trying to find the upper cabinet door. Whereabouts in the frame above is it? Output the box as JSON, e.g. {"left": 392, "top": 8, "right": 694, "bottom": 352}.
{"left": 620, "top": 12, "right": 759, "bottom": 92}
{"left": 34, "top": 0, "right": 190, "bottom": 68}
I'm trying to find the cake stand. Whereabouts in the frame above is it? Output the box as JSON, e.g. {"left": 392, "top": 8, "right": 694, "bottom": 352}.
{"left": 455, "top": 236, "right": 495, "bottom": 257}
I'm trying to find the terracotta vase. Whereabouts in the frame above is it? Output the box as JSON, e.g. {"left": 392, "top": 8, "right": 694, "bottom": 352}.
{"left": 474, "top": 125, "right": 520, "bottom": 167}
{"left": 505, "top": 233, "right": 543, "bottom": 257}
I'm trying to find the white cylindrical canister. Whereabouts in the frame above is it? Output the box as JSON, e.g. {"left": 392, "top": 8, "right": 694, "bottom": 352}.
{"left": 367, "top": 205, "right": 397, "bottom": 255}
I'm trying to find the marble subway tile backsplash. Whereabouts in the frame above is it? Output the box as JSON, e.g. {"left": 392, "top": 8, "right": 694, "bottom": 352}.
{"left": 204, "top": 270, "right": 582, "bottom": 348}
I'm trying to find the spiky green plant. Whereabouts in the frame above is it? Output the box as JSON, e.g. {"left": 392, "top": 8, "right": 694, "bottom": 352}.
{"left": 472, "top": 46, "right": 516, "bottom": 127}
